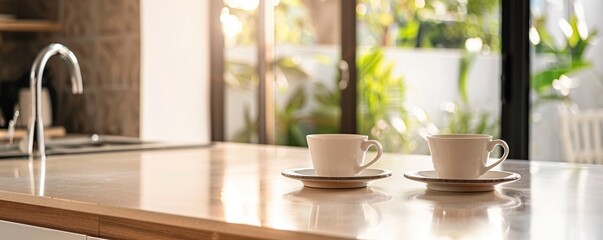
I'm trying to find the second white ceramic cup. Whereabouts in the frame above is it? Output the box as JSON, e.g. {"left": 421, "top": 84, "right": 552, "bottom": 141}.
{"left": 426, "top": 134, "right": 509, "bottom": 179}
{"left": 306, "top": 134, "right": 383, "bottom": 177}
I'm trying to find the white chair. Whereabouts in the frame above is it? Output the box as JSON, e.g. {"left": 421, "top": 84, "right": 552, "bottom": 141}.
{"left": 559, "top": 108, "right": 603, "bottom": 164}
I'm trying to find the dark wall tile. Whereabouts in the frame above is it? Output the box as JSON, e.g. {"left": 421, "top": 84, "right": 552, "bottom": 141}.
{"left": 96, "top": 36, "right": 127, "bottom": 89}
{"left": 126, "top": 36, "right": 140, "bottom": 90}
{"left": 17, "top": 0, "right": 58, "bottom": 20}
{"left": 0, "top": 41, "right": 33, "bottom": 81}
{"left": 0, "top": 0, "right": 17, "bottom": 14}
{"left": 96, "top": 0, "right": 127, "bottom": 35}
{"left": 124, "top": 0, "right": 140, "bottom": 33}
{"left": 61, "top": 0, "right": 95, "bottom": 38}
{"left": 64, "top": 39, "right": 97, "bottom": 88}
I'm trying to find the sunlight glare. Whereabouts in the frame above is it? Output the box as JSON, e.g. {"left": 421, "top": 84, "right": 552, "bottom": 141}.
{"left": 558, "top": 19, "right": 573, "bottom": 39}
{"left": 440, "top": 101, "right": 456, "bottom": 113}
{"left": 225, "top": 0, "right": 259, "bottom": 11}
{"left": 220, "top": 8, "right": 243, "bottom": 38}
{"left": 356, "top": 3, "right": 367, "bottom": 15}
{"left": 465, "top": 38, "right": 483, "bottom": 53}
{"left": 529, "top": 26, "right": 541, "bottom": 45}
{"left": 574, "top": 2, "right": 589, "bottom": 40}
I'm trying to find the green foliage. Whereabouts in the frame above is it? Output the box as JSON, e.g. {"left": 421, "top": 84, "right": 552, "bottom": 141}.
{"left": 396, "top": 19, "right": 421, "bottom": 47}
{"left": 274, "top": 0, "right": 316, "bottom": 45}
{"left": 230, "top": 53, "right": 340, "bottom": 146}
{"left": 232, "top": 107, "right": 258, "bottom": 143}
{"left": 357, "top": 0, "right": 500, "bottom": 50}
{"left": 458, "top": 50, "right": 473, "bottom": 103}
{"left": 532, "top": 15, "right": 597, "bottom": 99}
{"left": 275, "top": 80, "right": 341, "bottom": 146}
{"left": 307, "top": 81, "right": 341, "bottom": 134}
{"left": 443, "top": 104, "right": 499, "bottom": 136}
{"left": 357, "top": 0, "right": 502, "bottom": 140}
{"left": 275, "top": 87, "right": 308, "bottom": 146}
{"left": 228, "top": 0, "right": 509, "bottom": 148}
{"left": 224, "top": 61, "right": 258, "bottom": 91}
{"left": 357, "top": 48, "right": 420, "bottom": 152}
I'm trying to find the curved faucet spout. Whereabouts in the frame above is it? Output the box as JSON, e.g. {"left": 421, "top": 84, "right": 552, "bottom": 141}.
{"left": 23, "top": 43, "right": 84, "bottom": 157}
{"left": 31, "top": 43, "right": 84, "bottom": 94}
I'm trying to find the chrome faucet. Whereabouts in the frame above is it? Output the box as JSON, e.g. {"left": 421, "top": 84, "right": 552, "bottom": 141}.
{"left": 21, "top": 43, "right": 83, "bottom": 156}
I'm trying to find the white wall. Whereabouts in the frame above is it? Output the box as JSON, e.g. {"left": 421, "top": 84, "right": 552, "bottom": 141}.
{"left": 383, "top": 48, "right": 501, "bottom": 127}
{"left": 140, "top": 0, "right": 210, "bottom": 144}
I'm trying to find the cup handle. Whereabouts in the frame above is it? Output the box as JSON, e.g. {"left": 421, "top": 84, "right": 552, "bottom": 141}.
{"left": 358, "top": 140, "right": 383, "bottom": 172}
{"left": 482, "top": 139, "right": 509, "bottom": 174}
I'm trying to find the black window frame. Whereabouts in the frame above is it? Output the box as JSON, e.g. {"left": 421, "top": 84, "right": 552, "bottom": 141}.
{"left": 501, "top": 0, "right": 530, "bottom": 160}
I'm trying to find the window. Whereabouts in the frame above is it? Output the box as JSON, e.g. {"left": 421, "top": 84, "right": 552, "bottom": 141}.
{"left": 211, "top": 0, "right": 534, "bottom": 159}
{"left": 530, "top": 0, "right": 603, "bottom": 161}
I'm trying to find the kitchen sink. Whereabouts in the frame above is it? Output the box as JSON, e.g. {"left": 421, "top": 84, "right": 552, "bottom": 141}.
{"left": 47, "top": 134, "right": 146, "bottom": 148}
{"left": 0, "top": 134, "right": 204, "bottom": 159}
{"left": 0, "top": 143, "right": 26, "bottom": 158}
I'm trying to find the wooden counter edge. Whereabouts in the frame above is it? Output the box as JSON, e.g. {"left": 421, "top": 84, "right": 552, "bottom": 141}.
{"left": 0, "top": 199, "right": 348, "bottom": 240}
{"left": 0, "top": 199, "right": 99, "bottom": 236}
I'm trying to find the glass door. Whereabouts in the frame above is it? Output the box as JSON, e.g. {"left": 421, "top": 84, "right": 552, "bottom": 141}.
{"left": 272, "top": 0, "right": 342, "bottom": 146}
{"left": 212, "top": 0, "right": 534, "bottom": 159}
{"left": 220, "top": 0, "right": 261, "bottom": 143}
{"left": 530, "top": 0, "right": 603, "bottom": 162}
{"left": 356, "top": 0, "right": 503, "bottom": 153}
{"left": 218, "top": 0, "right": 343, "bottom": 146}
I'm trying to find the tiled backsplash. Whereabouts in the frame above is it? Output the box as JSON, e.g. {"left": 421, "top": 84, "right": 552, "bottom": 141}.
{"left": 0, "top": 0, "right": 140, "bottom": 137}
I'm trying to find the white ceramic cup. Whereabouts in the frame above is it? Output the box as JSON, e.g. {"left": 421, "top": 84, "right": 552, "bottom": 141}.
{"left": 426, "top": 134, "right": 509, "bottom": 179}
{"left": 306, "top": 134, "right": 383, "bottom": 177}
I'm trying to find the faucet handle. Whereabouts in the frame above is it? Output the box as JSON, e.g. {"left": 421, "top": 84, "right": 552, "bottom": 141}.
{"left": 8, "top": 106, "right": 20, "bottom": 144}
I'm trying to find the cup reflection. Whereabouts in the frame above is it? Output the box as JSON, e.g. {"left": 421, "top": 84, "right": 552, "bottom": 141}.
{"left": 408, "top": 190, "right": 521, "bottom": 239}
{"left": 284, "top": 187, "right": 392, "bottom": 236}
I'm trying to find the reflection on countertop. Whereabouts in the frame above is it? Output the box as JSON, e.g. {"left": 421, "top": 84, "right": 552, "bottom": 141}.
{"left": 406, "top": 190, "right": 521, "bottom": 239}
{"left": 284, "top": 187, "right": 392, "bottom": 237}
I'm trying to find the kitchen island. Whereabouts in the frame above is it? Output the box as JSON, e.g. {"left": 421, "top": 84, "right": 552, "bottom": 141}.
{"left": 0, "top": 142, "right": 602, "bottom": 239}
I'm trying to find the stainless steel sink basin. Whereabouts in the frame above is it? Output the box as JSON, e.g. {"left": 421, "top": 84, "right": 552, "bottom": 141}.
{"left": 0, "top": 143, "right": 27, "bottom": 158}
{"left": 45, "top": 134, "right": 154, "bottom": 155}
{"left": 47, "top": 134, "right": 146, "bottom": 148}
{"left": 0, "top": 134, "right": 205, "bottom": 159}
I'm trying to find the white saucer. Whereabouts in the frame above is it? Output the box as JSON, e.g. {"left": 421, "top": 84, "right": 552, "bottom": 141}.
{"left": 403, "top": 170, "right": 521, "bottom": 192}
{"left": 281, "top": 168, "right": 392, "bottom": 189}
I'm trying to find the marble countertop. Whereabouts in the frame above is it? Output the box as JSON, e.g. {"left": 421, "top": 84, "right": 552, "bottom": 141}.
{"left": 0, "top": 142, "right": 602, "bottom": 239}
